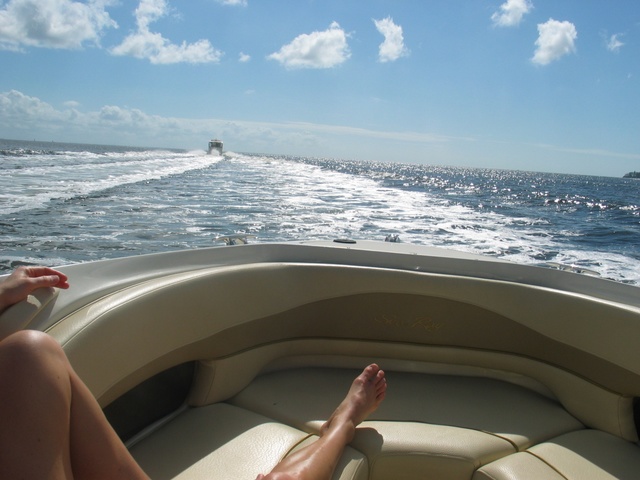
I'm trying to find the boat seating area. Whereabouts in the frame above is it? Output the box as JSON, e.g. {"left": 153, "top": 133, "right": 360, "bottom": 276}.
{"left": 33, "top": 256, "right": 640, "bottom": 480}
{"left": 128, "top": 364, "right": 640, "bottom": 480}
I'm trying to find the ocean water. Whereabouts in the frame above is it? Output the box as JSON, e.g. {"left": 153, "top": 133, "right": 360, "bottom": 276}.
{"left": 1, "top": 138, "right": 639, "bottom": 285}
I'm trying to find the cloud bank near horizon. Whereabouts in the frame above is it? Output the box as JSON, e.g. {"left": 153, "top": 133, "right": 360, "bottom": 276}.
{"left": 4, "top": 89, "right": 638, "bottom": 173}
{"left": 0, "top": 89, "right": 457, "bottom": 149}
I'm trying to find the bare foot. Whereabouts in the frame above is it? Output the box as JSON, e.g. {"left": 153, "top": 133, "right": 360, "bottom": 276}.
{"left": 321, "top": 364, "right": 387, "bottom": 439}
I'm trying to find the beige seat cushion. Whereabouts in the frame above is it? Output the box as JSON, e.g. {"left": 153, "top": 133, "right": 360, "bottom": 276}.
{"left": 474, "top": 430, "right": 640, "bottom": 480}
{"left": 352, "top": 420, "right": 513, "bottom": 480}
{"left": 229, "top": 368, "right": 584, "bottom": 445}
{"left": 229, "top": 367, "right": 584, "bottom": 479}
{"left": 130, "top": 403, "right": 368, "bottom": 480}
{"left": 472, "top": 451, "right": 567, "bottom": 480}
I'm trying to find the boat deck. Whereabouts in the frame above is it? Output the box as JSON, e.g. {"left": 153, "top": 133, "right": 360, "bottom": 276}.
{"left": 7, "top": 241, "right": 640, "bottom": 479}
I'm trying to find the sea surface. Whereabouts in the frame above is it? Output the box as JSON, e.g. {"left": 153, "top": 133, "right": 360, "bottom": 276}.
{"left": 1, "top": 138, "right": 639, "bottom": 285}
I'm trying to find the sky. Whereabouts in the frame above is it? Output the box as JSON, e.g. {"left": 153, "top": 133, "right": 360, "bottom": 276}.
{"left": 0, "top": 0, "right": 638, "bottom": 176}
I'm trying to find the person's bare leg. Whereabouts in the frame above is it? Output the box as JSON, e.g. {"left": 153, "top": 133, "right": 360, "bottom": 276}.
{"left": 257, "top": 364, "right": 387, "bottom": 480}
{"left": 0, "top": 331, "right": 149, "bottom": 480}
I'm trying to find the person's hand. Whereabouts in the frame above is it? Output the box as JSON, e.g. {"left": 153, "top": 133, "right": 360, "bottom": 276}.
{"left": 0, "top": 266, "right": 69, "bottom": 314}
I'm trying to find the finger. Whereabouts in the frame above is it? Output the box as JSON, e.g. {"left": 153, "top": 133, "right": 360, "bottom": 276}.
{"left": 24, "top": 267, "right": 69, "bottom": 289}
{"left": 23, "top": 266, "right": 62, "bottom": 278}
{"left": 28, "top": 275, "right": 65, "bottom": 290}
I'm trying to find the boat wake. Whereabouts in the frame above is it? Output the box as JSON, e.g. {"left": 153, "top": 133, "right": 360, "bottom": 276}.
{"left": 1, "top": 148, "right": 222, "bottom": 215}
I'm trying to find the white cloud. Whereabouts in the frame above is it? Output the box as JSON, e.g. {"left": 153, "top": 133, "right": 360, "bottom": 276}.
{"left": 606, "top": 33, "right": 624, "bottom": 53}
{"left": 532, "top": 19, "right": 577, "bottom": 66}
{"left": 111, "top": 0, "right": 222, "bottom": 64}
{"left": 0, "top": 0, "right": 116, "bottom": 51}
{"left": 239, "top": 52, "right": 251, "bottom": 62}
{"left": 134, "top": 0, "right": 167, "bottom": 30}
{"left": 268, "top": 22, "right": 350, "bottom": 69}
{"left": 0, "top": 89, "right": 59, "bottom": 120}
{"left": 491, "top": 0, "right": 533, "bottom": 27}
{"left": 373, "top": 17, "right": 409, "bottom": 62}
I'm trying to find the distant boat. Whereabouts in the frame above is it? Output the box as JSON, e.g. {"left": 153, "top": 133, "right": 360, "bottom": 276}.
{"left": 207, "top": 139, "right": 223, "bottom": 155}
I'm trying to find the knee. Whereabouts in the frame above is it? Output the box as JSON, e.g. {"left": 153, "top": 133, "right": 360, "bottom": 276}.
{"left": 2, "top": 329, "right": 62, "bottom": 352}
{"left": 0, "top": 330, "right": 66, "bottom": 369}
{"left": 0, "top": 331, "right": 73, "bottom": 410}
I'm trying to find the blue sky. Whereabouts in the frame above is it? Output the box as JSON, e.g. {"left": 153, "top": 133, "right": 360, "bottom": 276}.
{"left": 0, "top": 0, "right": 638, "bottom": 176}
